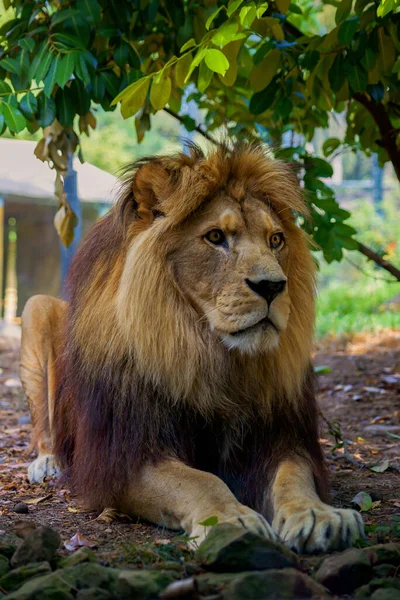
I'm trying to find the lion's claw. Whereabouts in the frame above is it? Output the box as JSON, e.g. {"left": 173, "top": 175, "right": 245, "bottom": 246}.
{"left": 273, "top": 504, "right": 365, "bottom": 554}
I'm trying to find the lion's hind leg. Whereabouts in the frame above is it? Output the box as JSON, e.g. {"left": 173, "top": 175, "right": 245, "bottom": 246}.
{"left": 20, "top": 295, "right": 67, "bottom": 483}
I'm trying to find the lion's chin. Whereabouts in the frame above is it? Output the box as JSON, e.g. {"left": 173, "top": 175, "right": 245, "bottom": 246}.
{"left": 220, "top": 324, "right": 280, "bottom": 355}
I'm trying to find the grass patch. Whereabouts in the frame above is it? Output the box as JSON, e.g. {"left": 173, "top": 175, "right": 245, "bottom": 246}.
{"left": 316, "top": 193, "right": 400, "bottom": 339}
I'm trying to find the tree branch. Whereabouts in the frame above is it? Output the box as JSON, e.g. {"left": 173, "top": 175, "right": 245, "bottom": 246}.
{"left": 353, "top": 92, "right": 400, "bottom": 182}
{"left": 163, "top": 107, "right": 217, "bottom": 144}
{"left": 357, "top": 241, "right": 400, "bottom": 281}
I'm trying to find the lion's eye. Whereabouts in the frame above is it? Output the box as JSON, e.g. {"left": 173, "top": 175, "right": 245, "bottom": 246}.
{"left": 270, "top": 232, "right": 284, "bottom": 250}
{"left": 205, "top": 229, "right": 226, "bottom": 246}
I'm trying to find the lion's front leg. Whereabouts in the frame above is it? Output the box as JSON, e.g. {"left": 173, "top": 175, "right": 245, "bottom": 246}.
{"left": 20, "top": 295, "right": 66, "bottom": 483}
{"left": 271, "top": 457, "right": 364, "bottom": 553}
{"left": 120, "top": 459, "right": 277, "bottom": 547}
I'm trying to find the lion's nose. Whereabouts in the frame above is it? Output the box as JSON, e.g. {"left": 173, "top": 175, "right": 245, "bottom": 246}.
{"left": 245, "top": 279, "right": 286, "bottom": 305}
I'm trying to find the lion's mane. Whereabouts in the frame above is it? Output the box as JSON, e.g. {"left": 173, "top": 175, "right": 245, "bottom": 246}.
{"left": 54, "top": 142, "right": 327, "bottom": 512}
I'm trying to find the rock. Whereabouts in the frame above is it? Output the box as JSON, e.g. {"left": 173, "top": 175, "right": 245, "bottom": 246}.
{"left": 365, "top": 543, "right": 400, "bottom": 566}
{"left": 0, "top": 555, "right": 10, "bottom": 577}
{"left": 57, "top": 546, "right": 96, "bottom": 568}
{"left": 222, "top": 568, "right": 331, "bottom": 599}
{"left": 195, "top": 523, "right": 298, "bottom": 572}
{"left": 0, "top": 561, "right": 51, "bottom": 593}
{"left": 11, "top": 527, "right": 61, "bottom": 567}
{"left": 76, "top": 589, "right": 112, "bottom": 600}
{"left": 13, "top": 522, "right": 36, "bottom": 540}
{"left": 372, "top": 564, "right": 396, "bottom": 578}
{"left": 14, "top": 503, "right": 29, "bottom": 515}
{"left": 355, "top": 578, "right": 400, "bottom": 598}
{"left": 4, "top": 563, "right": 119, "bottom": 600}
{"left": 116, "top": 569, "right": 177, "bottom": 600}
{"left": 371, "top": 590, "right": 400, "bottom": 600}
{"left": 315, "top": 548, "right": 373, "bottom": 595}
{"left": 0, "top": 533, "right": 20, "bottom": 558}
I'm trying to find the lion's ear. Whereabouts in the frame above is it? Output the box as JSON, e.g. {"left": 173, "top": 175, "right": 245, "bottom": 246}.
{"left": 132, "top": 162, "right": 172, "bottom": 226}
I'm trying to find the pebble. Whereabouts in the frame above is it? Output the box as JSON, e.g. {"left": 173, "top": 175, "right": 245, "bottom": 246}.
{"left": 13, "top": 503, "right": 29, "bottom": 515}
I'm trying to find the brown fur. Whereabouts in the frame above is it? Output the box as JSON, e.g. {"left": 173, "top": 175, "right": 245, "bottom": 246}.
{"left": 51, "top": 141, "right": 327, "bottom": 513}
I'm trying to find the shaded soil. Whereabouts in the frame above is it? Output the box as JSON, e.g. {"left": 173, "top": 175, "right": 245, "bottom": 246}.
{"left": 0, "top": 331, "right": 399, "bottom": 566}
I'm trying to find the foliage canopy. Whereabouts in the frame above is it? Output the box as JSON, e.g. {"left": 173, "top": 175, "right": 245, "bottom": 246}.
{"left": 0, "top": 0, "right": 400, "bottom": 273}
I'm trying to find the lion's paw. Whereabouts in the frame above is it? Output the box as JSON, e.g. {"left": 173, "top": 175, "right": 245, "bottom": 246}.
{"left": 28, "top": 453, "right": 60, "bottom": 483}
{"left": 191, "top": 505, "right": 277, "bottom": 549}
{"left": 273, "top": 503, "right": 365, "bottom": 554}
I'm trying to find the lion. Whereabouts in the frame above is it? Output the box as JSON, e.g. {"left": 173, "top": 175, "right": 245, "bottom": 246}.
{"left": 20, "top": 142, "right": 364, "bottom": 553}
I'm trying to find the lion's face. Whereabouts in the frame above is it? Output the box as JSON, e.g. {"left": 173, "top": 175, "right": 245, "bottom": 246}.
{"left": 169, "top": 191, "right": 290, "bottom": 354}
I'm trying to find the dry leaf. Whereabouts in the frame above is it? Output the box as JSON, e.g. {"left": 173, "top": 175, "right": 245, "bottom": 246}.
{"left": 24, "top": 495, "right": 52, "bottom": 505}
{"left": 64, "top": 532, "right": 97, "bottom": 552}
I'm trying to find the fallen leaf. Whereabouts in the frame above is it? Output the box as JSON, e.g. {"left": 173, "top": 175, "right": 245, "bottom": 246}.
{"left": 314, "top": 365, "right": 332, "bottom": 375}
{"left": 24, "top": 495, "right": 52, "bottom": 505}
{"left": 64, "top": 532, "right": 97, "bottom": 552}
{"left": 363, "top": 386, "right": 387, "bottom": 394}
{"left": 371, "top": 459, "right": 390, "bottom": 473}
{"left": 351, "top": 491, "right": 373, "bottom": 512}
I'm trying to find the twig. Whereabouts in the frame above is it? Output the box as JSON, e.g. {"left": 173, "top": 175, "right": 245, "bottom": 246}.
{"left": 357, "top": 241, "right": 400, "bottom": 282}
{"left": 345, "top": 256, "right": 399, "bottom": 283}
{"left": 163, "top": 107, "right": 217, "bottom": 144}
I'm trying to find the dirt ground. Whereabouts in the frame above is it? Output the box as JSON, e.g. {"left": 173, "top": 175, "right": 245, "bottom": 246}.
{"left": 0, "top": 331, "right": 399, "bottom": 565}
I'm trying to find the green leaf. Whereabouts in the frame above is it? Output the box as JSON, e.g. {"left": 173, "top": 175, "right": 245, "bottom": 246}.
{"left": 335, "top": 0, "right": 353, "bottom": 24}
{"left": 377, "top": 0, "right": 396, "bottom": 17}
{"left": 175, "top": 52, "right": 193, "bottom": 87}
{"left": 29, "top": 42, "right": 48, "bottom": 80}
{"left": 56, "top": 87, "right": 76, "bottom": 127}
{"left": 276, "top": 0, "right": 290, "bottom": 13}
{"left": 206, "top": 6, "right": 225, "bottom": 30}
{"left": 180, "top": 38, "right": 196, "bottom": 53}
{"left": 150, "top": 76, "right": 171, "bottom": 110}
{"left": 377, "top": 29, "right": 396, "bottom": 74}
{"left": 314, "top": 365, "right": 332, "bottom": 375}
{"left": 185, "top": 49, "right": 206, "bottom": 83}
{"left": 306, "top": 157, "right": 334, "bottom": 178}
{"left": 36, "top": 92, "right": 56, "bottom": 127}
{"left": 204, "top": 48, "right": 229, "bottom": 75}
{"left": 239, "top": 4, "right": 257, "bottom": 28}
{"left": 112, "top": 76, "right": 150, "bottom": 117}
{"left": 338, "top": 17, "right": 359, "bottom": 45}
{"left": 371, "top": 459, "right": 390, "bottom": 473}
{"left": 43, "top": 56, "right": 61, "bottom": 97}
{"left": 75, "top": 53, "right": 91, "bottom": 85}
{"left": 34, "top": 48, "right": 53, "bottom": 82}
{"left": 346, "top": 63, "right": 368, "bottom": 92}
{"left": 329, "top": 53, "right": 345, "bottom": 93}
{"left": 212, "top": 21, "right": 238, "bottom": 48}
{"left": 322, "top": 138, "right": 341, "bottom": 157}
{"left": 0, "top": 57, "right": 20, "bottom": 76}
{"left": 77, "top": 0, "right": 101, "bottom": 24}
{"left": 288, "top": 3, "right": 302, "bottom": 14}
{"left": 70, "top": 79, "right": 91, "bottom": 115}
{"left": 19, "top": 92, "right": 37, "bottom": 120}
{"left": 55, "top": 52, "right": 77, "bottom": 88}
{"left": 250, "top": 49, "right": 281, "bottom": 93}
{"left": 101, "top": 71, "right": 119, "bottom": 98}
{"left": 2, "top": 102, "right": 26, "bottom": 133}
{"left": 198, "top": 60, "right": 213, "bottom": 93}
{"left": 360, "top": 46, "right": 376, "bottom": 71}
{"left": 52, "top": 32, "right": 85, "bottom": 51}
{"left": 198, "top": 516, "right": 219, "bottom": 527}
{"left": 227, "top": 0, "right": 244, "bottom": 18}
{"left": 91, "top": 74, "right": 106, "bottom": 102}
{"left": 19, "top": 37, "right": 35, "bottom": 53}
{"left": 249, "top": 80, "right": 277, "bottom": 114}
{"left": 37, "top": 93, "right": 56, "bottom": 127}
